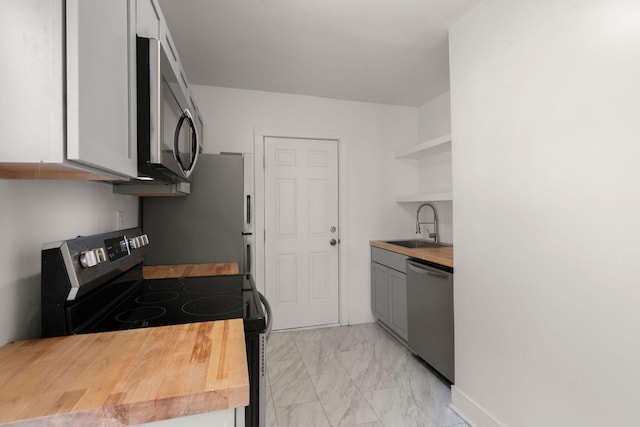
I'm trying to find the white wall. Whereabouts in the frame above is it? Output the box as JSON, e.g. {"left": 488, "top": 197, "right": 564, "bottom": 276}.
{"left": 449, "top": 1, "right": 640, "bottom": 426}
{"left": 0, "top": 180, "right": 138, "bottom": 345}
{"left": 418, "top": 91, "right": 452, "bottom": 142}
{"left": 414, "top": 91, "right": 453, "bottom": 243}
{"left": 191, "top": 85, "right": 417, "bottom": 324}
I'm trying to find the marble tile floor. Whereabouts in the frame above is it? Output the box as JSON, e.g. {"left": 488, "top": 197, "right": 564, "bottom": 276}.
{"left": 266, "top": 323, "right": 469, "bottom": 427}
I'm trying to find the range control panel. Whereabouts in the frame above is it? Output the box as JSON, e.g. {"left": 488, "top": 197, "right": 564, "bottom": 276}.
{"left": 42, "top": 227, "right": 150, "bottom": 301}
{"left": 103, "top": 234, "right": 148, "bottom": 263}
{"left": 78, "top": 233, "right": 149, "bottom": 267}
{"left": 105, "top": 236, "right": 129, "bottom": 262}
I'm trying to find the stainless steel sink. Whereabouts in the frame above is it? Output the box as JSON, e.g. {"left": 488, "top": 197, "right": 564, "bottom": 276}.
{"left": 385, "top": 239, "right": 440, "bottom": 249}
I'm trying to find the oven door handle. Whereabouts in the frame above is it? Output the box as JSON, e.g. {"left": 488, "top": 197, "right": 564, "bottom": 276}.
{"left": 258, "top": 291, "right": 272, "bottom": 341}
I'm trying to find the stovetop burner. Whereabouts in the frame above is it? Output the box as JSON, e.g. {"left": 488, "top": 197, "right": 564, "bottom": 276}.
{"left": 182, "top": 295, "right": 245, "bottom": 316}
{"left": 148, "top": 280, "right": 185, "bottom": 291}
{"left": 184, "top": 280, "right": 241, "bottom": 295}
{"left": 116, "top": 306, "right": 167, "bottom": 323}
{"left": 135, "top": 292, "right": 180, "bottom": 304}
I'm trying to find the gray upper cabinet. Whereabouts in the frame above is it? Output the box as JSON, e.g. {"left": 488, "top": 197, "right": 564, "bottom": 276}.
{"left": 0, "top": 0, "right": 136, "bottom": 179}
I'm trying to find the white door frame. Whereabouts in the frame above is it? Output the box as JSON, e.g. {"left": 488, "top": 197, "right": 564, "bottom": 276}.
{"left": 254, "top": 127, "right": 349, "bottom": 327}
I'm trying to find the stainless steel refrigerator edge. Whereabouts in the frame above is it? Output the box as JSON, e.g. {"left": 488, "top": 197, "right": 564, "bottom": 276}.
{"left": 142, "top": 153, "right": 254, "bottom": 273}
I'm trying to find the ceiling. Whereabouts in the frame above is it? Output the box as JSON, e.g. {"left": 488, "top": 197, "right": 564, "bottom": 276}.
{"left": 157, "top": 0, "right": 482, "bottom": 107}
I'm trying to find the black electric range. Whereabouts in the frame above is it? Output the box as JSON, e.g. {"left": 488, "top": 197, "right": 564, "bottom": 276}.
{"left": 41, "top": 227, "right": 270, "bottom": 427}
{"left": 85, "top": 274, "right": 265, "bottom": 334}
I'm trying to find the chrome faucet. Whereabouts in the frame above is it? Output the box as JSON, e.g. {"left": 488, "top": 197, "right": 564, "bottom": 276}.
{"left": 416, "top": 203, "right": 438, "bottom": 244}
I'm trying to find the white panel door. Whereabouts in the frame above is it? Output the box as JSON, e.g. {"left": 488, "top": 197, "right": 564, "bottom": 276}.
{"left": 265, "top": 137, "right": 339, "bottom": 330}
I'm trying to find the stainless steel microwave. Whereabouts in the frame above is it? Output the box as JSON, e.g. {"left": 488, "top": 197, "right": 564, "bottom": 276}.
{"left": 136, "top": 36, "right": 202, "bottom": 183}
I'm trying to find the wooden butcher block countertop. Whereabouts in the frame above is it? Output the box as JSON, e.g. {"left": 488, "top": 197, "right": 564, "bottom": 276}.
{"left": 0, "top": 319, "right": 249, "bottom": 426}
{"left": 142, "top": 262, "right": 239, "bottom": 279}
{"left": 370, "top": 240, "right": 454, "bottom": 268}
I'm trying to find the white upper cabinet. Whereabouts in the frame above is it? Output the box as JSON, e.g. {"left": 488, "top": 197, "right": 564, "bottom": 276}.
{"left": 66, "top": 0, "right": 137, "bottom": 178}
{"left": 136, "top": 0, "right": 161, "bottom": 39}
{"left": 136, "top": 0, "right": 193, "bottom": 106}
{"left": 1, "top": 1, "right": 65, "bottom": 170}
{"left": 0, "top": 0, "right": 136, "bottom": 179}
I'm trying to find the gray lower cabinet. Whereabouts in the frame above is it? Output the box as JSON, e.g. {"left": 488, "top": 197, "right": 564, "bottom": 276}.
{"left": 371, "top": 262, "right": 390, "bottom": 325}
{"left": 388, "top": 269, "right": 408, "bottom": 339}
{"left": 371, "top": 247, "right": 408, "bottom": 341}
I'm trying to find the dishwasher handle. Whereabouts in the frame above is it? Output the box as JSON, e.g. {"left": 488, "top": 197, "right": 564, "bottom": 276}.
{"left": 407, "top": 260, "right": 451, "bottom": 280}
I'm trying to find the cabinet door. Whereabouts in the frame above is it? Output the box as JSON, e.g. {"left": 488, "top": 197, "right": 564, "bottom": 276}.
{"left": 1, "top": 0, "right": 65, "bottom": 164}
{"left": 389, "top": 269, "right": 408, "bottom": 340}
{"left": 371, "top": 262, "right": 390, "bottom": 324}
{"left": 66, "top": 0, "right": 137, "bottom": 178}
{"left": 159, "top": 14, "right": 180, "bottom": 76}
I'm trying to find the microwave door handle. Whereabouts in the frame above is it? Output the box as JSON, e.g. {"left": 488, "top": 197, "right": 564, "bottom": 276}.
{"left": 174, "top": 109, "right": 199, "bottom": 177}
{"left": 173, "top": 110, "right": 189, "bottom": 173}
{"left": 186, "top": 109, "right": 199, "bottom": 174}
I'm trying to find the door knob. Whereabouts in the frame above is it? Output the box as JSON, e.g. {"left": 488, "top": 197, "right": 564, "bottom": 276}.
{"left": 330, "top": 239, "right": 337, "bottom": 246}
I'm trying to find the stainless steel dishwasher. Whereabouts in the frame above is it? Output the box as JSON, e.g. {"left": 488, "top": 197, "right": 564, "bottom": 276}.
{"left": 407, "top": 259, "right": 454, "bottom": 383}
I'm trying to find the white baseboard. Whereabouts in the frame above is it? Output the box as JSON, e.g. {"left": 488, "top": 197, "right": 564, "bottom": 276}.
{"left": 450, "top": 386, "right": 505, "bottom": 427}
{"left": 347, "top": 310, "right": 375, "bottom": 325}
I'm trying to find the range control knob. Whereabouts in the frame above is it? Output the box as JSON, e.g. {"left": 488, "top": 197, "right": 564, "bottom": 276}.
{"left": 79, "top": 247, "right": 107, "bottom": 268}
{"left": 129, "top": 235, "right": 149, "bottom": 249}
{"left": 129, "top": 236, "right": 142, "bottom": 249}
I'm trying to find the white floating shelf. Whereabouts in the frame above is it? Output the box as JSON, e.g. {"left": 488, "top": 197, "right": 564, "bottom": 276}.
{"left": 395, "top": 192, "right": 453, "bottom": 203}
{"left": 395, "top": 133, "right": 452, "bottom": 159}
